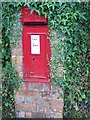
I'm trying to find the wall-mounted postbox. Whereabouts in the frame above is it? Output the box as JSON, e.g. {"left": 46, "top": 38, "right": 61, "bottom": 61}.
{"left": 21, "top": 7, "right": 50, "bottom": 82}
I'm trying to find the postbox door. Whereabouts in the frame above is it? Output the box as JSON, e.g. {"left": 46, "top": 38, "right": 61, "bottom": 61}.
{"left": 22, "top": 26, "right": 50, "bottom": 82}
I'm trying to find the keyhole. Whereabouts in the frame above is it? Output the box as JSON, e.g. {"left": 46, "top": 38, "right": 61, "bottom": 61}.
{"left": 32, "top": 58, "right": 35, "bottom": 61}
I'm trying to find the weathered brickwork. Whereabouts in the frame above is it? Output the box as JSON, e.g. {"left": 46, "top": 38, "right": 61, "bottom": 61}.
{"left": 15, "top": 83, "right": 63, "bottom": 118}
{"left": 11, "top": 11, "right": 64, "bottom": 118}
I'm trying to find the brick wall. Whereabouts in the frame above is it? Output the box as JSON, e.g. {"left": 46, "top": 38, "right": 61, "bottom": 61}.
{"left": 11, "top": 11, "right": 64, "bottom": 118}
{"left": 15, "top": 83, "right": 63, "bottom": 118}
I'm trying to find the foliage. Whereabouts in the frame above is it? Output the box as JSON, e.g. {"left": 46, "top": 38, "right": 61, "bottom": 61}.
{"left": 2, "top": 2, "right": 90, "bottom": 118}
{"left": 2, "top": 65, "right": 22, "bottom": 118}
{"left": 2, "top": 3, "right": 23, "bottom": 118}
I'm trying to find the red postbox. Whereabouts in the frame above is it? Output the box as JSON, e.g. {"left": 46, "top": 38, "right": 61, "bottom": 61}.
{"left": 21, "top": 7, "right": 50, "bottom": 82}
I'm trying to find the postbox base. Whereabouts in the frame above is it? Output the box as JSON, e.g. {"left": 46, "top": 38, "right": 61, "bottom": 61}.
{"left": 24, "top": 78, "right": 50, "bottom": 83}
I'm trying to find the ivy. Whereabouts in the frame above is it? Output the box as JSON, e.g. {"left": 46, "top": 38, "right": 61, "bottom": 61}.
{"left": 2, "top": 2, "right": 23, "bottom": 118}
{"left": 1, "top": 2, "right": 90, "bottom": 118}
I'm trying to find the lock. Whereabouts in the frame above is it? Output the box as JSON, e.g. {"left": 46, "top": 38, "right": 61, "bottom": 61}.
{"left": 32, "top": 57, "right": 35, "bottom": 61}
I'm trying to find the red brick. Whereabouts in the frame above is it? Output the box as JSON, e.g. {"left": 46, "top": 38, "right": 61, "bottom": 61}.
{"left": 53, "top": 107, "right": 63, "bottom": 113}
{"left": 44, "top": 83, "right": 51, "bottom": 91}
{"left": 44, "top": 107, "right": 52, "bottom": 113}
{"left": 51, "top": 100, "right": 63, "bottom": 106}
{"left": 15, "top": 104, "right": 36, "bottom": 111}
{"left": 12, "top": 49, "right": 22, "bottom": 56}
{"left": 16, "top": 90, "right": 27, "bottom": 96}
{"left": 25, "top": 112, "right": 32, "bottom": 118}
{"left": 28, "top": 91, "right": 37, "bottom": 96}
{"left": 51, "top": 113, "right": 63, "bottom": 118}
{"left": 26, "top": 112, "right": 47, "bottom": 118}
{"left": 32, "top": 112, "right": 46, "bottom": 118}
{"left": 16, "top": 90, "right": 36, "bottom": 96}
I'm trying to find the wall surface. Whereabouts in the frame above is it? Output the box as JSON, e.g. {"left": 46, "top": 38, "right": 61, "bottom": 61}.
{"left": 15, "top": 83, "right": 63, "bottom": 118}
{"left": 11, "top": 11, "right": 64, "bottom": 118}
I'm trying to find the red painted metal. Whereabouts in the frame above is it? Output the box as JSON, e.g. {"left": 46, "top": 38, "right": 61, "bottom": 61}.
{"left": 21, "top": 7, "right": 50, "bottom": 83}
{"left": 21, "top": 6, "right": 48, "bottom": 25}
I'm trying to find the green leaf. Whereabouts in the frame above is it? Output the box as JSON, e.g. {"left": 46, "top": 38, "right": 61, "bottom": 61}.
{"left": 81, "top": 93, "right": 86, "bottom": 99}
{"left": 78, "top": 97, "right": 82, "bottom": 102}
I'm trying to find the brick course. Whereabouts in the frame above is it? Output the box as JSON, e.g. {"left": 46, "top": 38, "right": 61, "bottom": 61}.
{"left": 51, "top": 99, "right": 63, "bottom": 106}
{"left": 25, "top": 112, "right": 32, "bottom": 118}
{"left": 15, "top": 104, "right": 37, "bottom": 111}
{"left": 16, "top": 90, "right": 37, "bottom": 96}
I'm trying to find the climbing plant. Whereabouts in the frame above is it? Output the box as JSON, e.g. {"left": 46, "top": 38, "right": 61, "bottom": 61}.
{"left": 2, "top": 2, "right": 23, "bottom": 118}
{"left": 2, "top": 2, "right": 90, "bottom": 118}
